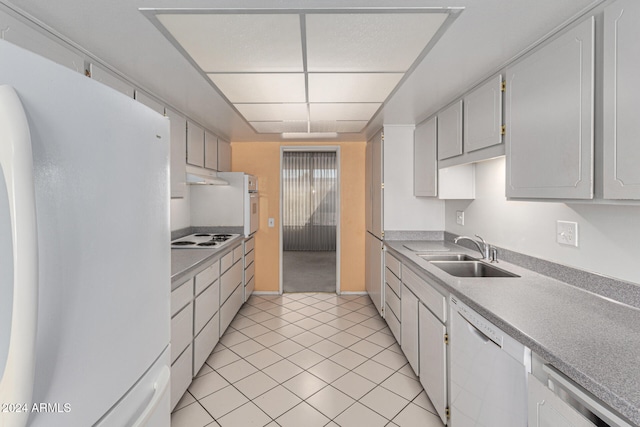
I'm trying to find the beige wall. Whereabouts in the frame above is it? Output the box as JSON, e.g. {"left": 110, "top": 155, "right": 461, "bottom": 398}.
{"left": 232, "top": 141, "right": 366, "bottom": 293}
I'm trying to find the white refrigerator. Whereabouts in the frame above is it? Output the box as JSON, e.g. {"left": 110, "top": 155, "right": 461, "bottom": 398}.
{"left": 0, "top": 40, "right": 171, "bottom": 427}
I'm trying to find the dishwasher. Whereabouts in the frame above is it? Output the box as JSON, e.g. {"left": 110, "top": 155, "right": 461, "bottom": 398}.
{"left": 449, "top": 296, "right": 531, "bottom": 426}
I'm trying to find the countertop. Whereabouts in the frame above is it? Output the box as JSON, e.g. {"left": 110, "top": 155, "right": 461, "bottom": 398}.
{"left": 171, "top": 235, "right": 244, "bottom": 288}
{"left": 385, "top": 241, "right": 640, "bottom": 426}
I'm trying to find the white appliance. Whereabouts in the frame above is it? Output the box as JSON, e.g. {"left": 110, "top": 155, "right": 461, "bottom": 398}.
{"left": 0, "top": 40, "right": 170, "bottom": 427}
{"left": 449, "top": 296, "right": 531, "bottom": 427}
{"left": 171, "top": 233, "right": 240, "bottom": 249}
{"left": 190, "top": 172, "right": 259, "bottom": 237}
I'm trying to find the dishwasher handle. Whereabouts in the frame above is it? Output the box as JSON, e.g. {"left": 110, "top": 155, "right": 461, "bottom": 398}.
{"left": 459, "top": 312, "right": 502, "bottom": 348}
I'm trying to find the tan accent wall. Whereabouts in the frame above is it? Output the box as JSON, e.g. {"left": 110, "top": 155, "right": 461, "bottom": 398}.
{"left": 232, "top": 141, "right": 366, "bottom": 293}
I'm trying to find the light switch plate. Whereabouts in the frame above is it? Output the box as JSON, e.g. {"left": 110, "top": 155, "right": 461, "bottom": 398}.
{"left": 268, "top": 218, "right": 275, "bottom": 228}
{"left": 557, "top": 220, "right": 578, "bottom": 247}
{"left": 456, "top": 210, "right": 464, "bottom": 225}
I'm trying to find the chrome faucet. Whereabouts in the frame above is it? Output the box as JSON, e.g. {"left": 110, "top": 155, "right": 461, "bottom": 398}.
{"left": 454, "top": 234, "right": 498, "bottom": 262}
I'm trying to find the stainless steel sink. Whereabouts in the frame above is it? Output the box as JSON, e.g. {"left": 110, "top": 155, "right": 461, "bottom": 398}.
{"left": 417, "top": 253, "right": 476, "bottom": 262}
{"left": 429, "top": 261, "right": 520, "bottom": 278}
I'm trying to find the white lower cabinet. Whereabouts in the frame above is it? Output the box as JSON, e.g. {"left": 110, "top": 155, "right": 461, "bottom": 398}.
{"left": 219, "top": 243, "right": 244, "bottom": 337}
{"left": 419, "top": 303, "right": 448, "bottom": 425}
{"left": 170, "top": 345, "right": 192, "bottom": 411}
{"left": 170, "top": 304, "right": 193, "bottom": 364}
{"left": 244, "top": 237, "right": 255, "bottom": 302}
{"left": 220, "top": 283, "right": 243, "bottom": 335}
{"left": 193, "top": 313, "right": 220, "bottom": 376}
{"left": 401, "top": 285, "right": 419, "bottom": 376}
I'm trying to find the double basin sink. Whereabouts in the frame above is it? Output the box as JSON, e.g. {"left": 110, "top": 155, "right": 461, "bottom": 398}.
{"left": 418, "top": 254, "right": 520, "bottom": 278}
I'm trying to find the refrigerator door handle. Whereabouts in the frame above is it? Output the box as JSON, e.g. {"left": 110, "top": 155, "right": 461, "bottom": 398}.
{"left": 0, "top": 85, "right": 39, "bottom": 427}
{"left": 131, "top": 366, "right": 170, "bottom": 427}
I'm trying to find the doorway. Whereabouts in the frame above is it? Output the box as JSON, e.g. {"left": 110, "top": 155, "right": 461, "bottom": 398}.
{"left": 281, "top": 148, "right": 340, "bottom": 293}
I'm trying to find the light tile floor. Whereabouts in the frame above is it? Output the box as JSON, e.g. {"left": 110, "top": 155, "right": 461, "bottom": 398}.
{"left": 171, "top": 293, "right": 444, "bottom": 427}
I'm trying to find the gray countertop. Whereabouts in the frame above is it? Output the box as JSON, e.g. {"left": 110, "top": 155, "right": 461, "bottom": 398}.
{"left": 385, "top": 241, "right": 640, "bottom": 426}
{"left": 171, "top": 235, "right": 244, "bottom": 288}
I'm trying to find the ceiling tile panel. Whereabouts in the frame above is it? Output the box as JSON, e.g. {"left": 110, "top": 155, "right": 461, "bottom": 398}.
{"left": 308, "top": 73, "right": 403, "bottom": 103}
{"left": 309, "top": 103, "right": 381, "bottom": 121}
{"left": 158, "top": 13, "right": 303, "bottom": 72}
{"left": 235, "top": 103, "right": 308, "bottom": 121}
{"left": 305, "top": 13, "right": 448, "bottom": 72}
{"left": 208, "top": 73, "right": 306, "bottom": 103}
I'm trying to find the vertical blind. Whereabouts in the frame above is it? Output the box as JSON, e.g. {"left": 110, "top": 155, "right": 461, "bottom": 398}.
{"left": 283, "top": 151, "right": 337, "bottom": 251}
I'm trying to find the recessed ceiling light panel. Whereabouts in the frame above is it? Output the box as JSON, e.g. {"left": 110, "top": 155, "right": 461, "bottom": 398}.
{"left": 158, "top": 14, "right": 303, "bottom": 72}
{"left": 208, "top": 73, "right": 306, "bottom": 103}
{"left": 306, "top": 13, "right": 448, "bottom": 72}
{"left": 309, "top": 103, "right": 381, "bottom": 121}
{"left": 308, "top": 73, "right": 403, "bottom": 103}
{"left": 235, "top": 103, "right": 309, "bottom": 121}
{"left": 251, "top": 121, "right": 308, "bottom": 133}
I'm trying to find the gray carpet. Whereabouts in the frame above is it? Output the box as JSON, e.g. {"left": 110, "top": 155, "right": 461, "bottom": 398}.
{"left": 283, "top": 251, "right": 336, "bottom": 293}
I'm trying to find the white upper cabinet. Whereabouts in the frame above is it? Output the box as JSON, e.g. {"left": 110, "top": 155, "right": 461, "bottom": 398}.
{"left": 464, "top": 75, "right": 503, "bottom": 153}
{"left": 166, "top": 108, "right": 187, "bottom": 198}
{"left": 437, "top": 100, "right": 463, "bottom": 160}
{"left": 204, "top": 130, "right": 218, "bottom": 170}
{"left": 414, "top": 117, "right": 437, "bottom": 197}
{"left": 186, "top": 120, "right": 205, "bottom": 168}
{"left": 603, "top": 0, "right": 640, "bottom": 199}
{"left": 217, "top": 138, "right": 232, "bottom": 172}
{"left": 505, "top": 17, "right": 595, "bottom": 199}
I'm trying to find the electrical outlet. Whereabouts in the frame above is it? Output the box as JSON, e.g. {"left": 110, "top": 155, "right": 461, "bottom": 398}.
{"left": 557, "top": 221, "right": 578, "bottom": 247}
{"left": 268, "top": 218, "right": 275, "bottom": 228}
{"left": 456, "top": 211, "right": 464, "bottom": 226}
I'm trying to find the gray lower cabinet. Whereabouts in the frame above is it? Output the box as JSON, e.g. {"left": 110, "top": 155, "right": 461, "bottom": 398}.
{"left": 419, "top": 303, "right": 447, "bottom": 425}
{"left": 401, "top": 284, "right": 419, "bottom": 376}
{"left": 401, "top": 266, "right": 448, "bottom": 425}
{"left": 603, "top": 0, "right": 640, "bottom": 199}
{"left": 505, "top": 17, "right": 594, "bottom": 199}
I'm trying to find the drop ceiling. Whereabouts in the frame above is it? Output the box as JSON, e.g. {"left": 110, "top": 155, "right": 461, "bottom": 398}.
{"left": 1, "top": 0, "right": 603, "bottom": 142}
{"left": 147, "top": 9, "right": 455, "bottom": 137}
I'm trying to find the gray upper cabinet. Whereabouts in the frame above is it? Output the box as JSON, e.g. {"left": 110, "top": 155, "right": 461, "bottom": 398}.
{"left": 603, "top": 0, "right": 640, "bottom": 199}
{"left": 166, "top": 108, "right": 187, "bottom": 199}
{"left": 217, "top": 138, "right": 232, "bottom": 172}
{"left": 186, "top": 121, "right": 205, "bottom": 168}
{"left": 371, "top": 131, "right": 384, "bottom": 238}
{"left": 90, "top": 63, "right": 134, "bottom": 98}
{"left": 505, "top": 17, "right": 594, "bottom": 199}
{"left": 204, "top": 130, "right": 218, "bottom": 170}
{"left": 134, "top": 90, "right": 165, "bottom": 115}
{"left": 437, "top": 100, "right": 463, "bottom": 160}
{"left": 464, "top": 75, "right": 503, "bottom": 153}
{"left": 414, "top": 117, "right": 438, "bottom": 197}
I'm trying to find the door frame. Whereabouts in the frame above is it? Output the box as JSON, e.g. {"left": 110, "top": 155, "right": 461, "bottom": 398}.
{"left": 279, "top": 146, "right": 341, "bottom": 294}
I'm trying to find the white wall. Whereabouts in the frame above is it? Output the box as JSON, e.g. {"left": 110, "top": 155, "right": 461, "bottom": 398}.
{"left": 170, "top": 188, "right": 191, "bottom": 231}
{"left": 383, "top": 125, "right": 445, "bottom": 231}
{"left": 446, "top": 157, "right": 640, "bottom": 285}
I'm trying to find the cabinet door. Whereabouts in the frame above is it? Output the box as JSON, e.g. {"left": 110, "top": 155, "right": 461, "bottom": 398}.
{"left": 603, "top": 0, "right": 640, "bottom": 199}
{"left": 166, "top": 108, "right": 187, "bottom": 198}
{"left": 365, "top": 139, "right": 373, "bottom": 233}
{"left": 204, "top": 130, "right": 218, "bottom": 170}
{"left": 186, "top": 121, "right": 205, "bottom": 167}
{"left": 464, "top": 75, "right": 503, "bottom": 152}
{"left": 134, "top": 90, "right": 165, "bottom": 115}
{"left": 528, "top": 374, "right": 596, "bottom": 427}
{"left": 419, "top": 303, "right": 448, "bottom": 425}
{"left": 414, "top": 117, "right": 437, "bottom": 197}
{"left": 401, "top": 285, "right": 419, "bottom": 376}
{"left": 371, "top": 131, "right": 384, "bottom": 238}
{"left": 365, "top": 233, "right": 383, "bottom": 316}
{"left": 437, "top": 100, "right": 463, "bottom": 160}
{"left": 506, "top": 18, "right": 594, "bottom": 199}
{"left": 218, "top": 139, "right": 232, "bottom": 172}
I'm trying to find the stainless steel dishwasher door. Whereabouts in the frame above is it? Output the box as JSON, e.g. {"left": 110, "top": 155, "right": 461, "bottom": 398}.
{"left": 449, "top": 297, "right": 531, "bottom": 427}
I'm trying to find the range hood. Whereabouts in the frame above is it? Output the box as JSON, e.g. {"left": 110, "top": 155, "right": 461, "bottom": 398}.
{"left": 186, "top": 171, "right": 229, "bottom": 185}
